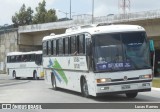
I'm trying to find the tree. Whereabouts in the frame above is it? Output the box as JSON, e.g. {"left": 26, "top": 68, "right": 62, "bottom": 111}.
{"left": 12, "top": 4, "right": 33, "bottom": 27}
{"left": 33, "top": 0, "right": 57, "bottom": 24}
{"left": 45, "top": 9, "right": 57, "bottom": 22}
{"left": 12, "top": 0, "right": 57, "bottom": 27}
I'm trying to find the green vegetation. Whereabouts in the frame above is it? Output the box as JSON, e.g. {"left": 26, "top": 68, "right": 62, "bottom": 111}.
{"left": 33, "top": 0, "right": 57, "bottom": 24}
{"left": 12, "top": 0, "right": 57, "bottom": 27}
{"left": 12, "top": 4, "right": 33, "bottom": 27}
{"left": 152, "top": 78, "right": 160, "bottom": 88}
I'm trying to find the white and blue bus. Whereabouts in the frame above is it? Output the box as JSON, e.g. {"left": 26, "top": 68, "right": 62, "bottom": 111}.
{"left": 7, "top": 51, "right": 44, "bottom": 79}
{"left": 43, "top": 24, "right": 152, "bottom": 98}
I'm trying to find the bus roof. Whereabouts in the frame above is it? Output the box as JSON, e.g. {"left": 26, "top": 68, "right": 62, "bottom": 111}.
{"left": 42, "top": 24, "right": 145, "bottom": 41}
{"left": 7, "top": 51, "right": 42, "bottom": 56}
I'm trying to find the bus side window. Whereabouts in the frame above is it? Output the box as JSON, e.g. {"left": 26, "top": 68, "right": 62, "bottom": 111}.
{"left": 56, "top": 39, "right": 59, "bottom": 55}
{"left": 59, "top": 38, "right": 63, "bottom": 55}
{"left": 27, "top": 55, "right": 31, "bottom": 62}
{"left": 70, "top": 36, "right": 77, "bottom": 55}
{"left": 53, "top": 40, "right": 56, "bottom": 55}
{"left": 64, "top": 37, "right": 69, "bottom": 55}
{"left": 35, "top": 54, "right": 42, "bottom": 65}
{"left": 78, "top": 34, "right": 85, "bottom": 54}
{"left": 11, "top": 56, "right": 15, "bottom": 63}
{"left": 46, "top": 41, "right": 49, "bottom": 55}
{"left": 86, "top": 38, "right": 92, "bottom": 56}
{"left": 51, "top": 40, "right": 53, "bottom": 55}
{"left": 68, "top": 37, "right": 71, "bottom": 55}
{"left": 48, "top": 40, "right": 52, "bottom": 55}
{"left": 31, "top": 54, "right": 35, "bottom": 61}
{"left": 16, "top": 55, "right": 21, "bottom": 62}
{"left": 22, "top": 55, "right": 27, "bottom": 62}
{"left": 43, "top": 41, "right": 47, "bottom": 56}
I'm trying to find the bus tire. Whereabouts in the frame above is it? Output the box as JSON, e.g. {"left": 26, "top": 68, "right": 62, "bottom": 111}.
{"left": 51, "top": 74, "right": 57, "bottom": 90}
{"left": 81, "top": 78, "right": 89, "bottom": 98}
{"left": 13, "top": 71, "right": 20, "bottom": 80}
{"left": 126, "top": 92, "right": 138, "bottom": 98}
{"left": 13, "top": 71, "right": 16, "bottom": 79}
{"left": 33, "top": 71, "right": 38, "bottom": 80}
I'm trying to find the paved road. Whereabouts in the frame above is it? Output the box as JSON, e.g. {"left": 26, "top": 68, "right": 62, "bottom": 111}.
{"left": 0, "top": 74, "right": 29, "bottom": 86}
{"left": 0, "top": 79, "right": 160, "bottom": 103}
{"left": 0, "top": 76, "right": 160, "bottom": 112}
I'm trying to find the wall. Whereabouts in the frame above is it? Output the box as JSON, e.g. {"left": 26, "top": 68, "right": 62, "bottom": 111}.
{"left": 0, "top": 30, "right": 18, "bottom": 73}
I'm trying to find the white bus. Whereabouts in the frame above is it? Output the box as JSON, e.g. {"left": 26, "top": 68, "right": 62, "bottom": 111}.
{"left": 43, "top": 24, "right": 152, "bottom": 98}
{"left": 7, "top": 51, "right": 44, "bottom": 79}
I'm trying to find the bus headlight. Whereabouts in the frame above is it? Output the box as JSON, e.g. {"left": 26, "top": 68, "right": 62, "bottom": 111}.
{"left": 97, "top": 78, "right": 111, "bottom": 83}
{"left": 139, "top": 74, "right": 152, "bottom": 79}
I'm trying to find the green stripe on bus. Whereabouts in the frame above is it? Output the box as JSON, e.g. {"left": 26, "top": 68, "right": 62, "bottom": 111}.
{"left": 53, "top": 59, "right": 68, "bottom": 85}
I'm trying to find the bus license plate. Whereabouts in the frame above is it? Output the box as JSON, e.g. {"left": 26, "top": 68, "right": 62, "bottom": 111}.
{"left": 121, "top": 85, "right": 131, "bottom": 89}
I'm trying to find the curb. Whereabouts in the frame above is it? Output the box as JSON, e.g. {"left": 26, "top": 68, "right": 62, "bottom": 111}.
{"left": 0, "top": 80, "right": 30, "bottom": 87}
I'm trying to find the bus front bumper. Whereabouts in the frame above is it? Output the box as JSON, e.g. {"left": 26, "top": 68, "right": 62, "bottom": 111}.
{"left": 96, "top": 80, "right": 152, "bottom": 96}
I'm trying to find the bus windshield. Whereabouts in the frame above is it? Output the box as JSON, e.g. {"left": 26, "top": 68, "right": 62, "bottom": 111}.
{"left": 93, "top": 32, "right": 151, "bottom": 72}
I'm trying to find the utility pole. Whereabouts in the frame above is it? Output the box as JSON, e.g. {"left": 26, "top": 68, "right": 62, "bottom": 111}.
{"left": 70, "top": 0, "right": 71, "bottom": 19}
{"left": 92, "top": 0, "right": 94, "bottom": 24}
{"left": 118, "top": 0, "right": 130, "bottom": 16}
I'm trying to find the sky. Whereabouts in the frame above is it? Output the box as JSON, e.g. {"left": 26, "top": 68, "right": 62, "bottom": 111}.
{"left": 1, "top": 0, "right": 160, "bottom": 26}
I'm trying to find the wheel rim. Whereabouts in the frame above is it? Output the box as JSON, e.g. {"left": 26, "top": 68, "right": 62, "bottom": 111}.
{"left": 34, "top": 72, "right": 37, "bottom": 79}
{"left": 52, "top": 76, "right": 56, "bottom": 88}
{"left": 13, "top": 73, "right": 16, "bottom": 79}
{"left": 53, "top": 80, "right": 56, "bottom": 88}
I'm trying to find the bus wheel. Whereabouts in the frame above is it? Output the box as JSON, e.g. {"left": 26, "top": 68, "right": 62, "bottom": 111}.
{"left": 126, "top": 92, "right": 138, "bottom": 98}
{"left": 13, "top": 71, "right": 20, "bottom": 80}
{"left": 81, "top": 78, "right": 89, "bottom": 97}
{"left": 33, "top": 71, "right": 38, "bottom": 80}
{"left": 13, "top": 71, "right": 16, "bottom": 79}
{"left": 51, "top": 75, "right": 57, "bottom": 90}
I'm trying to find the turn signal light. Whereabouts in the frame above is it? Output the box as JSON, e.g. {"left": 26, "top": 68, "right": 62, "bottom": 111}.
{"left": 139, "top": 74, "right": 152, "bottom": 79}
{"left": 97, "top": 78, "right": 111, "bottom": 83}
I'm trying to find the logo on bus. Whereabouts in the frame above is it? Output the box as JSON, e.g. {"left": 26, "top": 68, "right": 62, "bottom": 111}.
{"left": 124, "top": 76, "right": 128, "bottom": 81}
